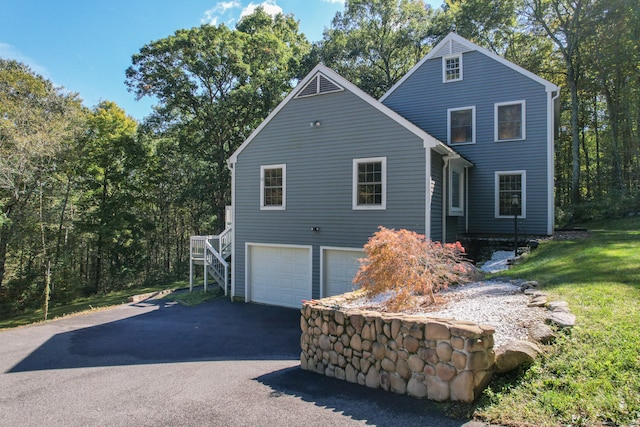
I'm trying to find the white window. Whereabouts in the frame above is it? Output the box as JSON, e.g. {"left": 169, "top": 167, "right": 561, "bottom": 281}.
{"left": 449, "top": 166, "right": 464, "bottom": 216}
{"left": 495, "top": 101, "right": 526, "bottom": 141}
{"left": 448, "top": 106, "right": 475, "bottom": 145}
{"left": 443, "top": 54, "right": 462, "bottom": 82}
{"left": 260, "top": 164, "right": 286, "bottom": 210}
{"left": 353, "top": 157, "right": 386, "bottom": 210}
{"left": 495, "top": 171, "right": 526, "bottom": 218}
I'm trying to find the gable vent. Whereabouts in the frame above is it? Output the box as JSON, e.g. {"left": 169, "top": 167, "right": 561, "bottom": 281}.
{"left": 296, "top": 73, "right": 344, "bottom": 98}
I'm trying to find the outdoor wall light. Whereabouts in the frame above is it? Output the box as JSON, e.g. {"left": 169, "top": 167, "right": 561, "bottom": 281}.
{"left": 311, "top": 227, "right": 320, "bottom": 232}
{"left": 310, "top": 120, "right": 321, "bottom": 127}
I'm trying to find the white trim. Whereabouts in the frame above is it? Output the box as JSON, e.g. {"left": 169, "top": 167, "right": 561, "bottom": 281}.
{"left": 494, "top": 170, "right": 527, "bottom": 219}
{"left": 494, "top": 100, "right": 526, "bottom": 142}
{"left": 425, "top": 148, "right": 431, "bottom": 240}
{"left": 229, "top": 64, "right": 445, "bottom": 165}
{"left": 260, "top": 164, "right": 286, "bottom": 210}
{"left": 244, "top": 242, "right": 313, "bottom": 307}
{"left": 319, "top": 246, "right": 364, "bottom": 299}
{"left": 547, "top": 90, "right": 560, "bottom": 235}
{"left": 447, "top": 106, "right": 476, "bottom": 145}
{"left": 442, "top": 54, "right": 463, "bottom": 83}
{"left": 381, "top": 32, "right": 559, "bottom": 103}
{"left": 448, "top": 165, "right": 464, "bottom": 216}
{"left": 229, "top": 162, "right": 236, "bottom": 300}
{"left": 352, "top": 157, "right": 387, "bottom": 210}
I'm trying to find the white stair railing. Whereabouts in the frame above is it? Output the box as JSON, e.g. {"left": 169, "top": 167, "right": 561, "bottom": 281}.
{"left": 189, "top": 229, "right": 231, "bottom": 295}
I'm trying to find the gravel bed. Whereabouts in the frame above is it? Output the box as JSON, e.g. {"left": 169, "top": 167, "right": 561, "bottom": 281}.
{"left": 344, "top": 280, "right": 548, "bottom": 348}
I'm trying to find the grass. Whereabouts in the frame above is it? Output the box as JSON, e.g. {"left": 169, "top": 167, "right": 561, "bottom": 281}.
{"left": 0, "top": 278, "right": 198, "bottom": 329}
{"left": 469, "top": 217, "right": 640, "bottom": 427}
{"left": 163, "top": 286, "right": 224, "bottom": 306}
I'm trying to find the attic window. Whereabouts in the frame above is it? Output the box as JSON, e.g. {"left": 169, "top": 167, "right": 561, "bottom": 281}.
{"left": 443, "top": 54, "right": 462, "bottom": 82}
{"left": 296, "top": 73, "right": 344, "bottom": 98}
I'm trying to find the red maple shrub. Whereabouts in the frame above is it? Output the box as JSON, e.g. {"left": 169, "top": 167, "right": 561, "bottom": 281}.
{"left": 352, "top": 227, "right": 480, "bottom": 311}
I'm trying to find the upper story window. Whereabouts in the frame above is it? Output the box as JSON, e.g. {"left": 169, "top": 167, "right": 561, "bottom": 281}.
{"left": 443, "top": 54, "right": 462, "bottom": 82}
{"left": 495, "top": 171, "right": 526, "bottom": 218}
{"left": 448, "top": 106, "right": 475, "bottom": 145}
{"left": 260, "top": 164, "right": 286, "bottom": 210}
{"left": 495, "top": 100, "right": 526, "bottom": 141}
{"left": 353, "top": 157, "right": 386, "bottom": 210}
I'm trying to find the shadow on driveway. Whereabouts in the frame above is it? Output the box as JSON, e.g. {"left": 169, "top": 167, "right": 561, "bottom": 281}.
{"left": 8, "top": 298, "right": 301, "bottom": 373}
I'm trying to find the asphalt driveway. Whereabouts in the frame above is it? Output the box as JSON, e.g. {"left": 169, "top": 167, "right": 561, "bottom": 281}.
{"left": 0, "top": 296, "right": 486, "bottom": 426}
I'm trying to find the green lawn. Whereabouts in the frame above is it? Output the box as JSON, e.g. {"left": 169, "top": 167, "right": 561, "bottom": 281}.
{"left": 0, "top": 279, "right": 196, "bottom": 329}
{"left": 472, "top": 218, "right": 640, "bottom": 427}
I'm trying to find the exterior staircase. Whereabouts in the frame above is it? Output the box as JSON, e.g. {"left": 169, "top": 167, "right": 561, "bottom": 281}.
{"left": 189, "top": 226, "right": 231, "bottom": 295}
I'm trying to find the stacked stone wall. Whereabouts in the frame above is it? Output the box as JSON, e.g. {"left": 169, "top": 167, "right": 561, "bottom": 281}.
{"left": 300, "top": 292, "right": 496, "bottom": 403}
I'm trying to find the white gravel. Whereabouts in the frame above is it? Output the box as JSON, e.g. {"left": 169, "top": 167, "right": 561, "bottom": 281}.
{"left": 417, "top": 280, "right": 547, "bottom": 348}
{"left": 344, "top": 280, "right": 547, "bottom": 348}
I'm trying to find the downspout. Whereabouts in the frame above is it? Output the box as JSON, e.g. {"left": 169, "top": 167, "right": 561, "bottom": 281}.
{"left": 442, "top": 157, "right": 449, "bottom": 243}
{"left": 465, "top": 166, "right": 469, "bottom": 233}
{"left": 547, "top": 89, "right": 561, "bottom": 235}
{"left": 226, "top": 159, "right": 235, "bottom": 301}
{"left": 424, "top": 144, "right": 432, "bottom": 239}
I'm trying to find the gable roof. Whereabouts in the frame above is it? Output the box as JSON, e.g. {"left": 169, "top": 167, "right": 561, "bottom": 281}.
{"left": 380, "top": 33, "right": 560, "bottom": 103}
{"left": 228, "top": 63, "right": 467, "bottom": 165}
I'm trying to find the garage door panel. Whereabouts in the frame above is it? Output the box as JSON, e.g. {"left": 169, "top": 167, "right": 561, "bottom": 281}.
{"left": 323, "top": 249, "right": 364, "bottom": 298}
{"left": 248, "top": 245, "right": 311, "bottom": 308}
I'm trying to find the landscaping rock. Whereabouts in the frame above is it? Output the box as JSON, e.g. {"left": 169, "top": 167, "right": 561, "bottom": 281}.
{"left": 527, "top": 295, "right": 548, "bottom": 307}
{"left": 528, "top": 322, "right": 556, "bottom": 344}
{"left": 546, "top": 312, "right": 576, "bottom": 328}
{"left": 494, "top": 340, "right": 542, "bottom": 374}
{"left": 546, "top": 300, "right": 570, "bottom": 313}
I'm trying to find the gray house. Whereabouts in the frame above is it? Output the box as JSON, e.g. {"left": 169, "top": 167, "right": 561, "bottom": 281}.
{"left": 192, "top": 33, "right": 559, "bottom": 309}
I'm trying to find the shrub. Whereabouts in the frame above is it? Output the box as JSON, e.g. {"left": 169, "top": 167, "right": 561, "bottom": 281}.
{"left": 352, "top": 227, "right": 480, "bottom": 311}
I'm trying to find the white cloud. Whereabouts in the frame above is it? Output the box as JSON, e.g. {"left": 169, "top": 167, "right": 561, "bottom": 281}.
{"left": 202, "top": 1, "right": 241, "bottom": 25}
{"left": 321, "top": 0, "right": 345, "bottom": 4}
{"left": 239, "top": 0, "right": 283, "bottom": 19}
{"left": 0, "top": 42, "right": 49, "bottom": 77}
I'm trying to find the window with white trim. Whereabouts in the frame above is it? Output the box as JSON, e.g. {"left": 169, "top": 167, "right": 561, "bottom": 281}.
{"left": 353, "top": 157, "right": 386, "bottom": 210}
{"left": 495, "top": 171, "right": 526, "bottom": 218}
{"left": 260, "top": 164, "right": 286, "bottom": 210}
{"left": 448, "top": 106, "right": 475, "bottom": 145}
{"left": 443, "top": 54, "right": 462, "bottom": 82}
{"left": 449, "top": 166, "right": 464, "bottom": 216}
{"left": 495, "top": 101, "right": 526, "bottom": 141}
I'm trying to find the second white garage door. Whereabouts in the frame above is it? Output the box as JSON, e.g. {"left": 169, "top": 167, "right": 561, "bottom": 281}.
{"left": 322, "top": 248, "right": 364, "bottom": 298}
{"left": 247, "top": 244, "right": 312, "bottom": 308}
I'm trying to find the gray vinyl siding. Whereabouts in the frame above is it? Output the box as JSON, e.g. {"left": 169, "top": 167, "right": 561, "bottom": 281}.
{"left": 383, "top": 50, "right": 551, "bottom": 235}
{"left": 233, "top": 89, "right": 428, "bottom": 299}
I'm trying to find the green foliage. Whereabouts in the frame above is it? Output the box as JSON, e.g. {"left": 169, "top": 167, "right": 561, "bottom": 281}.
{"left": 318, "top": 0, "right": 435, "bottom": 98}
{"left": 475, "top": 217, "right": 640, "bottom": 426}
{"left": 353, "top": 227, "right": 480, "bottom": 311}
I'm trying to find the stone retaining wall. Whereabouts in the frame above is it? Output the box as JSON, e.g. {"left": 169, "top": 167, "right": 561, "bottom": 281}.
{"left": 300, "top": 292, "right": 496, "bottom": 402}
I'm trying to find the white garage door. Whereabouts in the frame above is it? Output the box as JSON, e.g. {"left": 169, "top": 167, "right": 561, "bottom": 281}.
{"left": 248, "top": 244, "right": 312, "bottom": 308}
{"left": 322, "top": 248, "right": 364, "bottom": 298}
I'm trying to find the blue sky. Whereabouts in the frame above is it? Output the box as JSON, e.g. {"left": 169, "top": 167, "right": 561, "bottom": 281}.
{"left": 0, "top": 0, "right": 439, "bottom": 121}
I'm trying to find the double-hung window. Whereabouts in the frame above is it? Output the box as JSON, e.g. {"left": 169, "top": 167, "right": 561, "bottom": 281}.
{"left": 495, "top": 171, "right": 526, "bottom": 218}
{"left": 353, "top": 157, "right": 386, "bottom": 210}
{"left": 443, "top": 54, "right": 462, "bottom": 82}
{"left": 260, "top": 164, "right": 286, "bottom": 210}
{"left": 448, "top": 106, "right": 475, "bottom": 145}
{"left": 495, "top": 101, "right": 526, "bottom": 141}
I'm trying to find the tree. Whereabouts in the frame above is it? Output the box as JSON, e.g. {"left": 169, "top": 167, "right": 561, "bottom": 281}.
{"left": 0, "top": 59, "right": 83, "bottom": 293}
{"left": 318, "top": 0, "right": 436, "bottom": 99}
{"left": 75, "top": 101, "right": 145, "bottom": 293}
{"left": 431, "top": 0, "right": 520, "bottom": 54}
{"left": 523, "top": 0, "right": 592, "bottom": 204}
{"left": 125, "top": 8, "right": 310, "bottom": 232}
